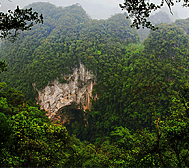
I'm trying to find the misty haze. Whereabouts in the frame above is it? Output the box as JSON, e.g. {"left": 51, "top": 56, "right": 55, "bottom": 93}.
{"left": 0, "top": 0, "right": 189, "bottom": 167}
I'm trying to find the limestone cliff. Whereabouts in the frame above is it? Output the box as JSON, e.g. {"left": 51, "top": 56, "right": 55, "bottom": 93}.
{"left": 33, "top": 64, "right": 96, "bottom": 118}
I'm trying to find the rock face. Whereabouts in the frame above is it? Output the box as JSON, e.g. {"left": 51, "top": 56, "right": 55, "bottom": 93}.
{"left": 34, "top": 64, "right": 96, "bottom": 118}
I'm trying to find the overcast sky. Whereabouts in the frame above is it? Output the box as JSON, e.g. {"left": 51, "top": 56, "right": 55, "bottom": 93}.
{"left": 0, "top": 0, "right": 188, "bottom": 19}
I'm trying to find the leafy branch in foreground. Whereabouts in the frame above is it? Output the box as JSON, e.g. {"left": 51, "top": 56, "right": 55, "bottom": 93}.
{"left": 119, "top": 0, "right": 189, "bottom": 30}
{"left": 0, "top": 6, "right": 43, "bottom": 39}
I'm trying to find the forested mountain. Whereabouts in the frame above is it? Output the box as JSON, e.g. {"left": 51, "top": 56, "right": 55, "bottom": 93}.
{"left": 1, "top": 2, "right": 189, "bottom": 167}
{"left": 174, "top": 17, "right": 189, "bottom": 35}
{"left": 138, "top": 11, "right": 173, "bottom": 42}
{"left": 0, "top": 2, "right": 139, "bottom": 101}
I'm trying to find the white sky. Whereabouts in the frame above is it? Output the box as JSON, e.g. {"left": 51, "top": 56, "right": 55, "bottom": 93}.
{"left": 0, "top": 0, "right": 124, "bottom": 19}
{"left": 0, "top": 0, "right": 188, "bottom": 19}
{"left": 0, "top": 0, "right": 124, "bottom": 9}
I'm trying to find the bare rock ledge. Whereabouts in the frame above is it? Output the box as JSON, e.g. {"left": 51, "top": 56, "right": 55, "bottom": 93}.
{"left": 33, "top": 64, "right": 96, "bottom": 118}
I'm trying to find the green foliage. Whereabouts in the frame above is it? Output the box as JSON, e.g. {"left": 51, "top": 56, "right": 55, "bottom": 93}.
{"left": 0, "top": 111, "right": 75, "bottom": 167}
{"left": 1, "top": 2, "right": 189, "bottom": 167}
{"left": 0, "top": 6, "right": 43, "bottom": 39}
{"left": 83, "top": 24, "right": 189, "bottom": 143}
{"left": 0, "top": 60, "right": 7, "bottom": 74}
{"left": 0, "top": 113, "right": 12, "bottom": 150}
{"left": 0, "top": 83, "right": 79, "bottom": 167}
{"left": 0, "top": 2, "right": 139, "bottom": 101}
{"left": 144, "top": 24, "right": 189, "bottom": 59}
{"left": 173, "top": 17, "right": 189, "bottom": 35}
{"left": 158, "top": 85, "right": 189, "bottom": 167}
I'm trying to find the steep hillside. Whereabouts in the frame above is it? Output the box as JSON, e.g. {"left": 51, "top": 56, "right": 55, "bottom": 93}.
{"left": 0, "top": 2, "right": 139, "bottom": 102}
{"left": 1, "top": 2, "right": 189, "bottom": 144}
{"left": 138, "top": 11, "right": 173, "bottom": 42}
{"left": 82, "top": 24, "right": 189, "bottom": 142}
{"left": 174, "top": 17, "right": 189, "bottom": 35}
{"left": 1, "top": 2, "right": 189, "bottom": 167}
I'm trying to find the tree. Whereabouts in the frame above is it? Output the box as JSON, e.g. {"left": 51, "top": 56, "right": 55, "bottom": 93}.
{"left": 0, "top": 5, "right": 43, "bottom": 75}
{"left": 0, "top": 60, "right": 7, "bottom": 74}
{"left": 120, "top": 0, "right": 189, "bottom": 30}
{"left": 0, "top": 6, "right": 43, "bottom": 39}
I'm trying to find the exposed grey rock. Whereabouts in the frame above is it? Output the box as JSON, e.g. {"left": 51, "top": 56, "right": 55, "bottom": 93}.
{"left": 33, "top": 63, "right": 96, "bottom": 118}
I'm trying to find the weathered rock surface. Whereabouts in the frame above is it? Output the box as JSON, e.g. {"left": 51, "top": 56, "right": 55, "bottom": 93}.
{"left": 33, "top": 64, "right": 96, "bottom": 118}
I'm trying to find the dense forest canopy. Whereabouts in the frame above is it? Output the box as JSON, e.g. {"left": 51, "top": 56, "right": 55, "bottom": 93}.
{"left": 0, "top": 2, "right": 189, "bottom": 167}
{"left": 0, "top": 2, "right": 139, "bottom": 101}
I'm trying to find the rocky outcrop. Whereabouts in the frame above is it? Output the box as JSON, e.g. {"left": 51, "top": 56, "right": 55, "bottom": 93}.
{"left": 33, "top": 64, "right": 96, "bottom": 118}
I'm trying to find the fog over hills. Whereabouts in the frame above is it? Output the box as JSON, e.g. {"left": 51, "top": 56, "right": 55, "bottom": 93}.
{"left": 0, "top": 0, "right": 124, "bottom": 19}
{"left": 0, "top": 0, "right": 188, "bottom": 20}
{"left": 1, "top": 2, "right": 189, "bottom": 166}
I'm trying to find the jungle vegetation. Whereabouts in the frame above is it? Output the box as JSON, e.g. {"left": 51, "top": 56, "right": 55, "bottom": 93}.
{"left": 0, "top": 2, "right": 189, "bottom": 167}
